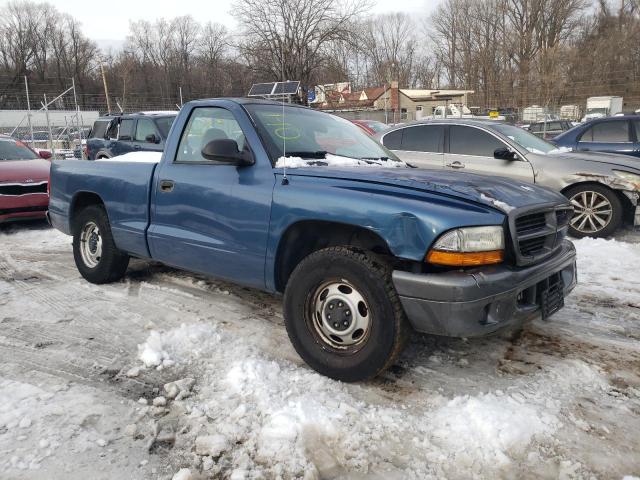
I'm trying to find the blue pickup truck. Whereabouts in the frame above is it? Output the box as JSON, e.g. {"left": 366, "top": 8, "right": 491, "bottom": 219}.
{"left": 48, "top": 98, "right": 577, "bottom": 381}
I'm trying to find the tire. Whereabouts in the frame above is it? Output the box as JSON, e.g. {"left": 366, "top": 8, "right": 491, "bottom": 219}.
{"left": 564, "top": 184, "right": 622, "bottom": 238}
{"left": 72, "top": 205, "right": 129, "bottom": 284}
{"left": 283, "top": 246, "right": 409, "bottom": 382}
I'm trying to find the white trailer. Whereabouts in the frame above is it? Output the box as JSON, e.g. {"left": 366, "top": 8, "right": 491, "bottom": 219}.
{"left": 582, "top": 96, "right": 623, "bottom": 122}
{"left": 560, "top": 105, "right": 581, "bottom": 121}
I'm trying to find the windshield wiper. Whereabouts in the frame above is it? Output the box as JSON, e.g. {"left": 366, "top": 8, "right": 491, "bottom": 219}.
{"left": 359, "top": 156, "right": 390, "bottom": 161}
{"left": 283, "top": 150, "right": 328, "bottom": 159}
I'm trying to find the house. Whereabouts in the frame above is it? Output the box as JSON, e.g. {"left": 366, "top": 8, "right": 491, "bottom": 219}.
{"left": 313, "top": 82, "right": 474, "bottom": 122}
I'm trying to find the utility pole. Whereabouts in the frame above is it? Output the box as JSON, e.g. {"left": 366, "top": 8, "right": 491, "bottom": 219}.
{"left": 100, "top": 61, "right": 112, "bottom": 114}
{"left": 179, "top": 86, "right": 183, "bottom": 107}
{"left": 42, "top": 94, "right": 55, "bottom": 159}
{"left": 72, "top": 77, "right": 84, "bottom": 159}
{"left": 24, "top": 76, "right": 35, "bottom": 148}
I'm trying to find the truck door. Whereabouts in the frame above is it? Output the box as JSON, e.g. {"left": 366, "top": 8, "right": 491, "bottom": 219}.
{"left": 147, "top": 105, "right": 275, "bottom": 289}
{"left": 444, "top": 125, "right": 535, "bottom": 183}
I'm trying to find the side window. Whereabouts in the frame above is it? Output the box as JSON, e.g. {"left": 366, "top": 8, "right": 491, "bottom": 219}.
{"left": 118, "top": 119, "right": 135, "bottom": 141}
{"left": 449, "top": 125, "right": 504, "bottom": 157}
{"left": 401, "top": 125, "right": 444, "bottom": 152}
{"left": 106, "top": 120, "right": 118, "bottom": 139}
{"left": 529, "top": 124, "right": 541, "bottom": 133}
{"left": 582, "top": 121, "right": 630, "bottom": 142}
{"left": 382, "top": 129, "right": 403, "bottom": 149}
{"left": 91, "top": 121, "right": 109, "bottom": 139}
{"left": 176, "top": 107, "right": 246, "bottom": 163}
{"left": 634, "top": 121, "right": 640, "bottom": 141}
{"left": 135, "top": 119, "right": 158, "bottom": 142}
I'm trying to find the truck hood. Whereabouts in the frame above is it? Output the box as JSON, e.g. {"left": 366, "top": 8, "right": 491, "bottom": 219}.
{"left": 0, "top": 159, "right": 51, "bottom": 183}
{"left": 279, "top": 167, "right": 567, "bottom": 213}
{"left": 539, "top": 150, "right": 640, "bottom": 172}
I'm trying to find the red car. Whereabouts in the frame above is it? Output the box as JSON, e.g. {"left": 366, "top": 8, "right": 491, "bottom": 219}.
{"left": 0, "top": 135, "right": 51, "bottom": 224}
{"left": 349, "top": 119, "right": 389, "bottom": 136}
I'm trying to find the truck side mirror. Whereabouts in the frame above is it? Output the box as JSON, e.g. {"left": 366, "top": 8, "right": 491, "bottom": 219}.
{"left": 38, "top": 150, "right": 52, "bottom": 160}
{"left": 145, "top": 134, "right": 159, "bottom": 144}
{"left": 201, "top": 139, "right": 254, "bottom": 166}
{"left": 494, "top": 147, "right": 517, "bottom": 161}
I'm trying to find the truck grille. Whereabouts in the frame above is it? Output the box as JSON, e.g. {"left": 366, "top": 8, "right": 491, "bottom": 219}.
{"left": 0, "top": 182, "right": 48, "bottom": 196}
{"left": 513, "top": 207, "right": 572, "bottom": 265}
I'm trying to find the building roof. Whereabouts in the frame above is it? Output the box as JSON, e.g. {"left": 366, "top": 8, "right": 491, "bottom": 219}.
{"left": 363, "top": 87, "right": 387, "bottom": 101}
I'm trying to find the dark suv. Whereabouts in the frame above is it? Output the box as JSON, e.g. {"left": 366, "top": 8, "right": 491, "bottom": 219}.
{"left": 86, "top": 112, "right": 177, "bottom": 160}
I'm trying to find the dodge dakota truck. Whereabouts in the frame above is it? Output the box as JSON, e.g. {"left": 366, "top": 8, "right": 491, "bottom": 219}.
{"left": 48, "top": 98, "right": 577, "bottom": 382}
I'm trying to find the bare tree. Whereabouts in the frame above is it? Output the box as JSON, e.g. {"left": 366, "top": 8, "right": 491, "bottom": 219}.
{"left": 233, "top": 0, "right": 369, "bottom": 88}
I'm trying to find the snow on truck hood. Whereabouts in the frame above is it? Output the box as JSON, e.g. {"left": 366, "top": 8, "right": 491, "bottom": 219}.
{"left": 275, "top": 164, "right": 568, "bottom": 214}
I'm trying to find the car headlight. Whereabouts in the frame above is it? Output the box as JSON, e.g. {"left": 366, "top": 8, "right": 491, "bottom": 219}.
{"left": 427, "top": 226, "right": 504, "bottom": 266}
{"left": 613, "top": 170, "right": 640, "bottom": 187}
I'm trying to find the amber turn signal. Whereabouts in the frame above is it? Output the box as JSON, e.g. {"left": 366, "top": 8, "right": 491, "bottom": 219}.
{"left": 426, "top": 249, "right": 504, "bottom": 267}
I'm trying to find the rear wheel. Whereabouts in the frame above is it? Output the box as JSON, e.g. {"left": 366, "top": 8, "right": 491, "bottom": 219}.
{"left": 283, "top": 247, "right": 409, "bottom": 382}
{"left": 73, "top": 205, "right": 129, "bottom": 284}
{"left": 564, "top": 184, "right": 622, "bottom": 238}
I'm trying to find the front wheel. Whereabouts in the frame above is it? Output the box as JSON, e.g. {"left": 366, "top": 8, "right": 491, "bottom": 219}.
{"left": 564, "top": 184, "right": 622, "bottom": 238}
{"left": 283, "top": 247, "right": 409, "bottom": 382}
{"left": 73, "top": 205, "right": 129, "bottom": 284}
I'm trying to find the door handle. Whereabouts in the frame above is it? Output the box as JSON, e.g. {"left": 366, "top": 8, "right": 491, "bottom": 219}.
{"left": 159, "top": 180, "right": 174, "bottom": 192}
{"left": 446, "top": 161, "right": 465, "bottom": 169}
{"left": 134, "top": 145, "right": 141, "bottom": 150}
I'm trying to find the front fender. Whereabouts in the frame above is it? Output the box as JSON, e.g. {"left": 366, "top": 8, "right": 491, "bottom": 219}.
{"left": 264, "top": 174, "right": 505, "bottom": 291}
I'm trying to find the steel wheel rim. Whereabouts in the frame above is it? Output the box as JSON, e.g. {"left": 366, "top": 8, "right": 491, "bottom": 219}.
{"left": 569, "top": 191, "right": 612, "bottom": 234}
{"left": 308, "top": 279, "right": 371, "bottom": 351}
{"left": 80, "top": 221, "right": 103, "bottom": 268}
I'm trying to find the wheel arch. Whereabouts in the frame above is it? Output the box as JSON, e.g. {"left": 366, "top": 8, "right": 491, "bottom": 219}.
{"left": 69, "top": 191, "right": 107, "bottom": 231}
{"left": 274, "top": 220, "right": 395, "bottom": 293}
{"left": 561, "top": 180, "right": 634, "bottom": 222}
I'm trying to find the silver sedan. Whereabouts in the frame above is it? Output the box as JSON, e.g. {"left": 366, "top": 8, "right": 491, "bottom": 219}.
{"left": 377, "top": 119, "right": 640, "bottom": 238}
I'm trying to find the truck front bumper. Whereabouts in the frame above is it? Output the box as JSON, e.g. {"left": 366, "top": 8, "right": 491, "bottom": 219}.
{"left": 392, "top": 240, "right": 577, "bottom": 337}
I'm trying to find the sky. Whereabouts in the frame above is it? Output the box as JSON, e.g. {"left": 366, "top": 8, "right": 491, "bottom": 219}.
{"left": 10, "top": 0, "right": 439, "bottom": 51}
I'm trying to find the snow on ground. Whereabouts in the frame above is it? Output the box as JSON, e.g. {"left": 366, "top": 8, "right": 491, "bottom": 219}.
{"left": 0, "top": 221, "right": 639, "bottom": 479}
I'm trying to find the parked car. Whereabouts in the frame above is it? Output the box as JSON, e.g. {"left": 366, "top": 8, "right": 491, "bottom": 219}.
{"left": 0, "top": 135, "right": 51, "bottom": 224}
{"left": 527, "top": 120, "right": 573, "bottom": 139}
{"left": 48, "top": 98, "right": 577, "bottom": 381}
{"left": 377, "top": 119, "right": 640, "bottom": 238}
{"left": 86, "top": 112, "right": 177, "bottom": 160}
{"left": 349, "top": 119, "right": 388, "bottom": 135}
{"left": 552, "top": 116, "right": 640, "bottom": 159}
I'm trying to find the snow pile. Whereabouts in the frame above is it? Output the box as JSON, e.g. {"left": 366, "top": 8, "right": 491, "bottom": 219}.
{"left": 137, "top": 322, "right": 221, "bottom": 368}
{"left": 134, "top": 322, "right": 608, "bottom": 478}
{"left": 96, "top": 151, "right": 162, "bottom": 163}
{"left": 275, "top": 153, "right": 407, "bottom": 169}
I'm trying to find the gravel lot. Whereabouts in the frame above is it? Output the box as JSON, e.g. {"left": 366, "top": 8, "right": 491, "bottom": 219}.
{"left": 1, "top": 221, "right": 639, "bottom": 479}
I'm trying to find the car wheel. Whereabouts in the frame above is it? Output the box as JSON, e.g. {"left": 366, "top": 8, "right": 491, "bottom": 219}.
{"left": 564, "top": 184, "right": 622, "bottom": 238}
{"left": 73, "top": 205, "right": 129, "bottom": 284}
{"left": 283, "top": 246, "right": 409, "bottom": 382}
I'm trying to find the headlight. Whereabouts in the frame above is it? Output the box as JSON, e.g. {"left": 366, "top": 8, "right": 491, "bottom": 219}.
{"left": 613, "top": 170, "right": 640, "bottom": 186}
{"left": 427, "top": 226, "right": 504, "bottom": 266}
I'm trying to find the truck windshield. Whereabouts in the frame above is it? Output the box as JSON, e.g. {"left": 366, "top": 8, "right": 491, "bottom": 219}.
{"left": 491, "top": 124, "right": 560, "bottom": 155}
{"left": 245, "top": 104, "right": 398, "bottom": 163}
{"left": 0, "top": 138, "right": 39, "bottom": 160}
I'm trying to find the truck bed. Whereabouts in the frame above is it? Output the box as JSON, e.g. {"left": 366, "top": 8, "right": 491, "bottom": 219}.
{"left": 48, "top": 159, "right": 158, "bottom": 258}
